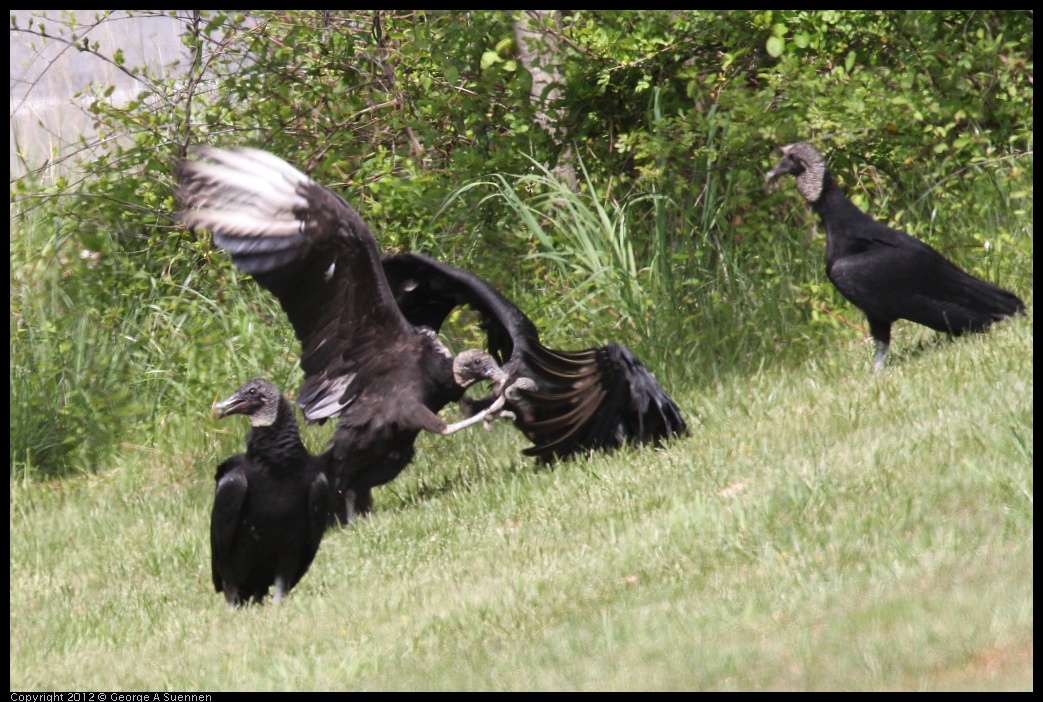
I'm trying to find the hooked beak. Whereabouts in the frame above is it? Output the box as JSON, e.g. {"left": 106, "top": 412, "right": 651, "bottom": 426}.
{"left": 212, "top": 393, "right": 243, "bottom": 419}
{"left": 765, "top": 144, "right": 792, "bottom": 183}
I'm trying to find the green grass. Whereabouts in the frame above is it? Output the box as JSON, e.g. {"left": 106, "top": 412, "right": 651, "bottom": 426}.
{"left": 8, "top": 11, "right": 1032, "bottom": 688}
{"left": 10, "top": 310, "right": 1032, "bottom": 690}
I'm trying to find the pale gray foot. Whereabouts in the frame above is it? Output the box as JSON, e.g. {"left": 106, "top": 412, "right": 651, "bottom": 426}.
{"left": 872, "top": 339, "right": 889, "bottom": 373}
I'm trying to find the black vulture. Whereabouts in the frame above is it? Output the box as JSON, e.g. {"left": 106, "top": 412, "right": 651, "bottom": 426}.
{"left": 179, "top": 148, "right": 530, "bottom": 524}
{"left": 179, "top": 147, "right": 686, "bottom": 522}
{"left": 381, "top": 253, "right": 688, "bottom": 462}
{"left": 210, "top": 378, "right": 332, "bottom": 607}
{"left": 766, "top": 141, "right": 1025, "bottom": 371}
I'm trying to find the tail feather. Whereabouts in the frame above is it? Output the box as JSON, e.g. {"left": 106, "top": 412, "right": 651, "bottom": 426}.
{"left": 944, "top": 269, "right": 1025, "bottom": 330}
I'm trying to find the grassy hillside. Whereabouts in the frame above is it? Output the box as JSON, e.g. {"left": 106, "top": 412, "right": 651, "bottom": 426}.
{"left": 9, "top": 10, "right": 1032, "bottom": 691}
{"left": 10, "top": 309, "right": 1032, "bottom": 690}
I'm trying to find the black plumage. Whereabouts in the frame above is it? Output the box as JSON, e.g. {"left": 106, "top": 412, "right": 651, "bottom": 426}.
{"left": 210, "top": 378, "right": 332, "bottom": 607}
{"left": 766, "top": 141, "right": 1025, "bottom": 371}
{"left": 179, "top": 148, "right": 518, "bottom": 524}
{"left": 180, "top": 148, "right": 686, "bottom": 523}
{"left": 382, "top": 253, "right": 688, "bottom": 461}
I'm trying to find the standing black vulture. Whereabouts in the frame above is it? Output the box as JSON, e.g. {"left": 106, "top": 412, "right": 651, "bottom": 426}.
{"left": 381, "top": 253, "right": 688, "bottom": 461}
{"left": 179, "top": 147, "right": 506, "bottom": 524}
{"left": 211, "top": 378, "right": 332, "bottom": 607}
{"left": 765, "top": 141, "right": 1025, "bottom": 371}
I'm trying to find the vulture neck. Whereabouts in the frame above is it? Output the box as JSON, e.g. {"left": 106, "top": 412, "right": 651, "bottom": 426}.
{"left": 810, "top": 172, "right": 877, "bottom": 264}
{"left": 247, "top": 398, "right": 309, "bottom": 468}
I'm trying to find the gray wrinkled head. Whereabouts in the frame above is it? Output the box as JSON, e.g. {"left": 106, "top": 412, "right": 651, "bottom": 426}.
{"left": 765, "top": 142, "right": 827, "bottom": 203}
{"left": 452, "top": 349, "right": 506, "bottom": 388}
{"left": 213, "top": 377, "right": 282, "bottom": 427}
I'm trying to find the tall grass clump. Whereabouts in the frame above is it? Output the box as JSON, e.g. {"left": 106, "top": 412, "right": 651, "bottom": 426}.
{"left": 10, "top": 212, "right": 137, "bottom": 478}
{"left": 9, "top": 206, "right": 305, "bottom": 479}
{"left": 444, "top": 157, "right": 666, "bottom": 337}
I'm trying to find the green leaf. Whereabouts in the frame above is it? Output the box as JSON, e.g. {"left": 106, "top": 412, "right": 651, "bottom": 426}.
{"left": 766, "top": 35, "right": 785, "bottom": 58}
{"left": 480, "top": 50, "right": 502, "bottom": 70}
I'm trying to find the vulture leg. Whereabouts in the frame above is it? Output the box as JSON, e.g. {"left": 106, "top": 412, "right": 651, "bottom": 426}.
{"left": 441, "top": 393, "right": 510, "bottom": 434}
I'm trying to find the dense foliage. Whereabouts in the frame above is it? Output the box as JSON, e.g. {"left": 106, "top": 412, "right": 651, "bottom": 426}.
{"left": 10, "top": 10, "right": 1033, "bottom": 476}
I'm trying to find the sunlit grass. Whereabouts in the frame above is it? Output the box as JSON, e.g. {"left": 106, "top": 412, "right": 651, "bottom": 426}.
{"left": 10, "top": 308, "right": 1032, "bottom": 690}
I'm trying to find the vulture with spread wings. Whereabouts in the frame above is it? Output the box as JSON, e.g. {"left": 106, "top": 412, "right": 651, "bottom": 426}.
{"left": 382, "top": 252, "right": 688, "bottom": 462}
{"left": 179, "top": 147, "right": 500, "bottom": 524}
{"left": 178, "top": 147, "right": 687, "bottom": 523}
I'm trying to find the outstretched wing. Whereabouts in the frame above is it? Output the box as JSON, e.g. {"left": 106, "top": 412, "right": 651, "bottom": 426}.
{"left": 381, "top": 251, "right": 539, "bottom": 366}
{"left": 178, "top": 147, "right": 432, "bottom": 425}
{"left": 382, "top": 253, "right": 687, "bottom": 460}
{"left": 515, "top": 341, "right": 688, "bottom": 460}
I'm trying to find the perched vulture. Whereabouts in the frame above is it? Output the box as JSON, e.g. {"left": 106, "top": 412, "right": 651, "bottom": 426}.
{"left": 766, "top": 141, "right": 1025, "bottom": 371}
{"left": 179, "top": 147, "right": 686, "bottom": 524}
{"left": 210, "top": 378, "right": 332, "bottom": 607}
